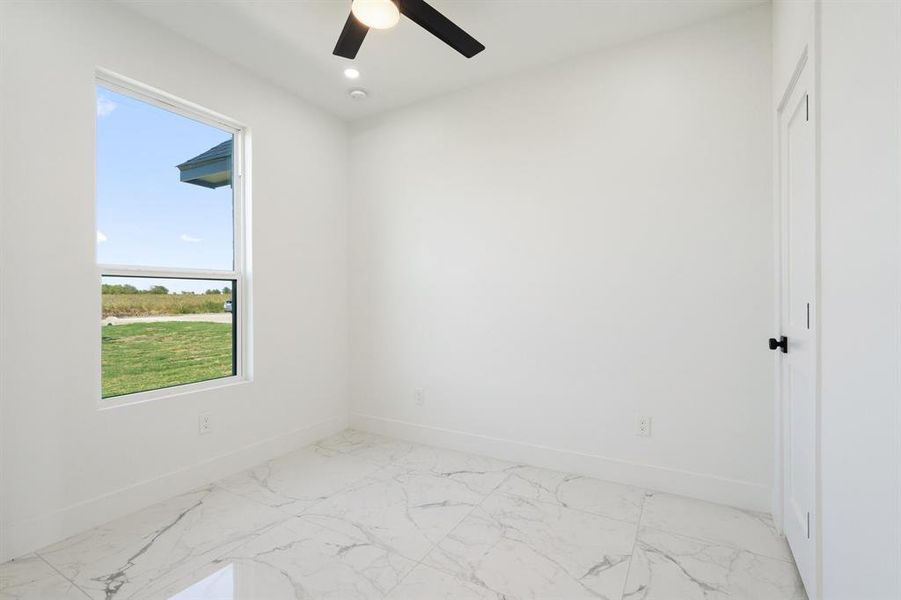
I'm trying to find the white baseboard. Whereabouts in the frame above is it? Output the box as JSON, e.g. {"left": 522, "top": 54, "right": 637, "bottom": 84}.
{"left": 0, "top": 415, "right": 346, "bottom": 562}
{"left": 351, "top": 412, "right": 771, "bottom": 513}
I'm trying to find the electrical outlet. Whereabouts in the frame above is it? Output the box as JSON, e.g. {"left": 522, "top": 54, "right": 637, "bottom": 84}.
{"left": 199, "top": 413, "right": 212, "bottom": 435}
{"left": 414, "top": 388, "right": 425, "bottom": 407}
{"left": 637, "top": 416, "right": 652, "bottom": 437}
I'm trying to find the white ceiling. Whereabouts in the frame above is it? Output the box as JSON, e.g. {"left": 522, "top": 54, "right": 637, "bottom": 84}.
{"left": 120, "top": 0, "right": 763, "bottom": 120}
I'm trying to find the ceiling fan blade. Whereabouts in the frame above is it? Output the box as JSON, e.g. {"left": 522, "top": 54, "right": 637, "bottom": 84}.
{"left": 333, "top": 12, "right": 369, "bottom": 59}
{"left": 398, "top": 0, "right": 485, "bottom": 58}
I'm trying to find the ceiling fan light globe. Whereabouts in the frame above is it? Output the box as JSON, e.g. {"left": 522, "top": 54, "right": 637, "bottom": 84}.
{"left": 351, "top": 0, "right": 400, "bottom": 30}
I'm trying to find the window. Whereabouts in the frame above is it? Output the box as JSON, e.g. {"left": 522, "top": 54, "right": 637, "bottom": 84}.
{"left": 96, "top": 72, "right": 247, "bottom": 402}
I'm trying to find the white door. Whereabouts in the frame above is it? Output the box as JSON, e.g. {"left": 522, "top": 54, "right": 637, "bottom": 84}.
{"left": 777, "top": 62, "right": 817, "bottom": 596}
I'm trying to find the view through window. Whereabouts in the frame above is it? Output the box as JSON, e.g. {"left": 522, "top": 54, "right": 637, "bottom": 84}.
{"left": 97, "top": 80, "right": 243, "bottom": 399}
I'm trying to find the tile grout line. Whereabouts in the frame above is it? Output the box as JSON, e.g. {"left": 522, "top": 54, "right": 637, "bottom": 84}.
{"left": 287, "top": 447, "right": 423, "bottom": 540}
{"left": 28, "top": 440, "right": 374, "bottom": 600}
{"left": 23, "top": 431, "right": 798, "bottom": 599}
{"left": 629, "top": 496, "right": 794, "bottom": 563}
{"left": 250, "top": 438, "right": 459, "bottom": 572}
{"left": 16, "top": 437, "right": 455, "bottom": 596}
{"left": 380, "top": 471, "right": 515, "bottom": 597}
{"left": 300, "top": 436, "right": 658, "bottom": 595}
{"left": 617, "top": 491, "right": 649, "bottom": 600}
{"left": 491, "top": 487, "right": 645, "bottom": 527}
{"left": 385, "top": 461, "right": 519, "bottom": 594}
{"left": 634, "top": 522, "right": 797, "bottom": 565}
{"left": 368, "top": 432, "right": 787, "bottom": 548}
{"left": 212, "top": 438, "right": 399, "bottom": 519}
{"left": 367, "top": 434, "right": 801, "bottom": 598}
{"left": 112, "top": 485, "right": 290, "bottom": 599}
{"left": 631, "top": 492, "right": 793, "bottom": 565}
{"left": 34, "top": 553, "right": 94, "bottom": 600}
{"left": 134, "top": 440, "right": 414, "bottom": 597}
{"left": 280, "top": 443, "right": 515, "bottom": 597}
{"left": 362, "top": 434, "right": 656, "bottom": 525}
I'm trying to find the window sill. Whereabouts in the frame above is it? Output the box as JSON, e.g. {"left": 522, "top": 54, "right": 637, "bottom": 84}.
{"left": 97, "top": 376, "right": 251, "bottom": 410}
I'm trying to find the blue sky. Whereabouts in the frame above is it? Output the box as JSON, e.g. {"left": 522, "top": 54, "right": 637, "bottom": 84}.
{"left": 96, "top": 86, "right": 233, "bottom": 293}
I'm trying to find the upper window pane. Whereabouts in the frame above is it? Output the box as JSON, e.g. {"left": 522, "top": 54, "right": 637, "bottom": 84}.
{"left": 96, "top": 85, "right": 234, "bottom": 271}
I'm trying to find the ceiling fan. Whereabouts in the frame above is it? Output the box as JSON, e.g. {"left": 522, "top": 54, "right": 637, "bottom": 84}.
{"left": 333, "top": 0, "right": 485, "bottom": 60}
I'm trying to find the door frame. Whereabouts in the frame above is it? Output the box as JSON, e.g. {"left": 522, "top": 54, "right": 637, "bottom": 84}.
{"left": 773, "top": 43, "right": 821, "bottom": 599}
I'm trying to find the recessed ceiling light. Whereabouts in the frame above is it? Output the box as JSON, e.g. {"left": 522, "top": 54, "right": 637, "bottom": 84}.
{"left": 348, "top": 88, "right": 368, "bottom": 100}
{"left": 344, "top": 67, "right": 361, "bottom": 80}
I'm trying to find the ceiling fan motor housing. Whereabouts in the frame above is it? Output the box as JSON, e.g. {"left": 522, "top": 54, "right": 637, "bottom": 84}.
{"left": 334, "top": 0, "right": 485, "bottom": 60}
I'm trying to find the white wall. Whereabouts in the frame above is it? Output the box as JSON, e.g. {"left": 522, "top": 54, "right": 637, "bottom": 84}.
{"left": 348, "top": 6, "right": 774, "bottom": 510}
{"left": 816, "top": 2, "right": 901, "bottom": 598}
{"left": 0, "top": 2, "right": 349, "bottom": 561}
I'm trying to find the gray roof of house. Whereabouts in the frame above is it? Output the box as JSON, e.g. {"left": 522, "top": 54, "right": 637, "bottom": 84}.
{"left": 176, "top": 139, "right": 233, "bottom": 189}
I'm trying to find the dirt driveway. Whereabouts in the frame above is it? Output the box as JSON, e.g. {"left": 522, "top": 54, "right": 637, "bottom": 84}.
{"left": 102, "top": 313, "right": 232, "bottom": 326}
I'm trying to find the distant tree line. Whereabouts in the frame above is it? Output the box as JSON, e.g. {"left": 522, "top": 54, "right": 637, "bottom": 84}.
{"left": 102, "top": 284, "right": 230, "bottom": 295}
{"left": 102, "top": 283, "right": 168, "bottom": 295}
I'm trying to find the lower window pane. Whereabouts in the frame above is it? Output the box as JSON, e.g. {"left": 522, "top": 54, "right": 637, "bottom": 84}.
{"left": 101, "top": 276, "right": 236, "bottom": 399}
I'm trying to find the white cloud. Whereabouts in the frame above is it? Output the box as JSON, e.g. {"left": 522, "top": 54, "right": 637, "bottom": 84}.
{"left": 180, "top": 234, "right": 203, "bottom": 243}
{"left": 96, "top": 230, "right": 107, "bottom": 243}
{"left": 96, "top": 96, "right": 117, "bottom": 117}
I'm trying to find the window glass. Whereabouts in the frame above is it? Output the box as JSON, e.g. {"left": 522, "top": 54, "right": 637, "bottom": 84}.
{"left": 96, "top": 85, "right": 234, "bottom": 271}
{"left": 101, "top": 276, "right": 235, "bottom": 398}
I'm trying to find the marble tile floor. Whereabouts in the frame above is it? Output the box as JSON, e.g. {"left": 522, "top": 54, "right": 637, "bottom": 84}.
{"left": 0, "top": 430, "right": 807, "bottom": 600}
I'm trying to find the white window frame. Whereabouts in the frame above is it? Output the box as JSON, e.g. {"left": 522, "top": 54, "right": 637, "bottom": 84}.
{"left": 96, "top": 69, "right": 252, "bottom": 408}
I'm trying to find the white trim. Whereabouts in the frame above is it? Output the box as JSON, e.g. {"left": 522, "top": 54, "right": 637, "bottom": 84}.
{"left": 96, "top": 68, "right": 247, "bottom": 133}
{"left": 351, "top": 412, "right": 772, "bottom": 513}
{"left": 99, "top": 266, "right": 239, "bottom": 280}
{"left": 811, "top": 6, "right": 823, "bottom": 594}
{"left": 234, "top": 125, "right": 252, "bottom": 384}
{"left": 99, "top": 375, "right": 249, "bottom": 410}
{"left": 776, "top": 49, "right": 808, "bottom": 113}
{"left": 94, "top": 69, "right": 252, "bottom": 406}
{"left": 0, "top": 415, "right": 347, "bottom": 562}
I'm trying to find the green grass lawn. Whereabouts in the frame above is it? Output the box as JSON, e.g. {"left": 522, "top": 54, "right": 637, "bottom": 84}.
{"left": 102, "top": 321, "right": 234, "bottom": 398}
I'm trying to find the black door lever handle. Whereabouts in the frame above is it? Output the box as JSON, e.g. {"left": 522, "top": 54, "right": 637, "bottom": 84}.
{"left": 768, "top": 336, "right": 788, "bottom": 353}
